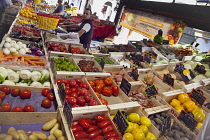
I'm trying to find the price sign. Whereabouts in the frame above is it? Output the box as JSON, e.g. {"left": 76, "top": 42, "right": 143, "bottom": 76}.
{"left": 131, "top": 69, "right": 139, "bottom": 81}
{"left": 144, "top": 55, "right": 151, "bottom": 63}
{"left": 120, "top": 78, "right": 131, "bottom": 96}
{"left": 58, "top": 82, "right": 66, "bottom": 103}
{"left": 180, "top": 69, "right": 196, "bottom": 82}
{"left": 113, "top": 110, "right": 128, "bottom": 134}
{"left": 190, "top": 89, "right": 206, "bottom": 106}
{"left": 163, "top": 74, "right": 174, "bottom": 87}
{"left": 194, "top": 64, "right": 207, "bottom": 74}
{"left": 160, "top": 116, "right": 174, "bottom": 137}
{"left": 174, "top": 64, "right": 185, "bottom": 73}
{"left": 100, "top": 58, "right": 105, "bottom": 70}
{"left": 145, "top": 84, "right": 158, "bottom": 98}
{"left": 63, "top": 100, "right": 73, "bottom": 126}
{"left": 178, "top": 111, "right": 198, "bottom": 131}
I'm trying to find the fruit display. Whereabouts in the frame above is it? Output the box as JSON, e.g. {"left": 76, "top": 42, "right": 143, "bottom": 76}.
{"left": 77, "top": 59, "right": 100, "bottom": 72}
{"left": 47, "top": 42, "right": 68, "bottom": 53}
{"left": 148, "top": 111, "right": 195, "bottom": 140}
{"left": 56, "top": 78, "right": 99, "bottom": 107}
{"left": 95, "top": 57, "right": 116, "bottom": 65}
{"left": 71, "top": 47, "right": 86, "bottom": 54}
{"left": 126, "top": 53, "right": 145, "bottom": 68}
{"left": 71, "top": 115, "right": 121, "bottom": 140}
{"left": 11, "top": 24, "right": 41, "bottom": 37}
{"left": 88, "top": 77, "right": 120, "bottom": 97}
{"left": 53, "top": 57, "right": 79, "bottom": 72}
{"left": 0, "top": 86, "right": 56, "bottom": 112}
{"left": 20, "top": 6, "right": 37, "bottom": 20}
{"left": 109, "top": 70, "right": 133, "bottom": 83}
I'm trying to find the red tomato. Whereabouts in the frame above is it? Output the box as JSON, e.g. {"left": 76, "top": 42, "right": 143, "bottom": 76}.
{"left": 0, "top": 86, "right": 11, "bottom": 95}
{"left": 71, "top": 125, "right": 84, "bottom": 133}
{"left": 86, "top": 119, "right": 93, "bottom": 125}
{"left": 95, "top": 84, "right": 104, "bottom": 92}
{"left": 112, "top": 86, "right": 119, "bottom": 96}
{"left": 95, "top": 115, "right": 109, "bottom": 122}
{"left": 81, "top": 83, "right": 89, "bottom": 89}
{"left": 69, "top": 80, "right": 77, "bottom": 87}
{"left": 77, "top": 97, "right": 85, "bottom": 106}
{"left": 0, "top": 103, "right": 11, "bottom": 112}
{"left": 20, "top": 90, "right": 31, "bottom": 99}
{"left": 93, "top": 136, "right": 104, "bottom": 140}
{"left": 65, "top": 89, "right": 71, "bottom": 95}
{"left": 101, "top": 87, "right": 112, "bottom": 96}
{"left": 47, "top": 93, "right": 55, "bottom": 101}
{"left": 80, "top": 88, "right": 88, "bottom": 96}
{"left": 11, "top": 106, "right": 23, "bottom": 112}
{"left": 104, "top": 77, "right": 113, "bottom": 86}
{"left": 87, "top": 125, "right": 98, "bottom": 133}
{"left": 75, "top": 78, "right": 83, "bottom": 85}
{"left": 11, "top": 88, "right": 21, "bottom": 97}
{"left": 23, "top": 105, "right": 34, "bottom": 112}
{"left": 70, "top": 92, "right": 78, "bottom": 98}
{"left": 105, "top": 131, "right": 119, "bottom": 138}
{"left": 107, "top": 137, "right": 122, "bottom": 140}
{"left": 88, "top": 80, "right": 95, "bottom": 87}
{"left": 72, "top": 120, "right": 79, "bottom": 126}
{"left": 79, "top": 118, "right": 91, "bottom": 129}
{"left": 41, "top": 98, "right": 52, "bottom": 108}
{"left": 67, "top": 97, "right": 77, "bottom": 105}
{"left": 56, "top": 79, "right": 62, "bottom": 85}
{"left": 95, "top": 92, "right": 101, "bottom": 98}
{"left": 73, "top": 131, "right": 87, "bottom": 139}
{"left": 100, "top": 98, "right": 108, "bottom": 105}
{"left": 61, "top": 79, "right": 69, "bottom": 85}
{"left": 0, "top": 91, "right": 6, "bottom": 100}
{"left": 99, "top": 121, "right": 112, "bottom": 128}
{"left": 42, "top": 88, "right": 50, "bottom": 97}
{"left": 95, "top": 79, "right": 104, "bottom": 85}
{"left": 84, "top": 95, "right": 93, "bottom": 103}
{"left": 88, "top": 100, "right": 98, "bottom": 106}
{"left": 70, "top": 88, "right": 77, "bottom": 93}
{"left": 78, "top": 138, "right": 90, "bottom": 140}
{"left": 102, "top": 125, "right": 115, "bottom": 134}
{"left": 88, "top": 130, "right": 100, "bottom": 139}
{"left": 72, "top": 104, "right": 80, "bottom": 108}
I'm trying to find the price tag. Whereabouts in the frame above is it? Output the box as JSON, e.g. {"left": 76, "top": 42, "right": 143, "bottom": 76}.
{"left": 58, "top": 82, "right": 66, "bottom": 103}
{"left": 131, "top": 69, "right": 139, "bottom": 81}
{"left": 194, "top": 64, "right": 207, "bottom": 74}
{"left": 144, "top": 55, "right": 151, "bottom": 63}
{"left": 163, "top": 40, "right": 169, "bottom": 45}
{"left": 163, "top": 74, "right": 174, "bottom": 87}
{"left": 113, "top": 110, "right": 128, "bottom": 134}
{"left": 178, "top": 110, "right": 198, "bottom": 131}
{"left": 100, "top": 58, "right": 105, "bottom": 70}
{"left": 160, "top": 116, "right": 174, "bottom": 137}
{"left": 63, "top": 100, "right": 73, "bottom": 126}
{"left": 190, "top": 89, "right": 206, "bottom": 106}
{"left": 145, "top": 84, "right": 158, "bottom": 98}
{"left": 180, "top": 69, "right": 196, "bottom": 82}
{"left": 174, "top": 64, "right": 185, "bottom": 73}
{"left": 120, "top": 78, "right": 131, "bottom": 96}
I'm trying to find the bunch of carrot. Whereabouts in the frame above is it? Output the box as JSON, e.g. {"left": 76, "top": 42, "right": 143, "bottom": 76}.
{"left": 0, "top": 51, "right": 46, "bottom": 67}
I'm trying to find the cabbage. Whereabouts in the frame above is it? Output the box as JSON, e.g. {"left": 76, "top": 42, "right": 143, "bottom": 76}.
{"left": 174, "top": 80, "right": 185, "bottom": 89}
{"left": 194, "top": 56, "right": 203, "bottom": 61}
{"left": 168, "top": 65, "right": 176, "bottom": 73}
{"left": 192, "top": 75, "right": 206, "bottom": 83}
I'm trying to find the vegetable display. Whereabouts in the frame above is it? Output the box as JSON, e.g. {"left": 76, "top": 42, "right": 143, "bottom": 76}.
{"left": 54, "top": 57, "right": 79, "bottom": 72}
{"left": 95, "top": 57, "right": 115, "bottom": 65}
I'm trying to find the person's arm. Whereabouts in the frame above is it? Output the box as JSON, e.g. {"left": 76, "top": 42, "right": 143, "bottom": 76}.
{"left": 60, "top": 24, "right": 79, "bottom": 30}
{"left": 78, "top": 29, "right": 86, "bottom": 37}
{"left": 77, "top": 23, "right": 91, "bottom": 37}
{"left": 54, "top": 11, "right": 63, "bottom": 15}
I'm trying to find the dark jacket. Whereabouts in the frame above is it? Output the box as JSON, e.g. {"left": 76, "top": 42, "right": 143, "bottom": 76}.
{"left": 78, "top": 19, "right": 93, "bottom": 45}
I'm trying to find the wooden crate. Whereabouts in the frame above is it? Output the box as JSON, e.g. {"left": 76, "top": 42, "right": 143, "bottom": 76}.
{"left": 85, "top": 73, "right": 132, "bottom": 105}
{"left": 108, "top": 102, "right": 160, "bottom": 138}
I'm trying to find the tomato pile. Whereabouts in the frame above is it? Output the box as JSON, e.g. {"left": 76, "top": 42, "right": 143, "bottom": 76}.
{"left": 71, "top": 47, "right": 85, "bottom": 54}
{"left": 48, "top": 42, "right": 68, "bottom": 52}
{"left": 71, "top": 115, "right": 122, "bottom": 140}
{"left": 0, "top": 86, "right": 55, "bottom": 112}
{"left": 88, "top": 77, "right": 119, "bottom": 97}
{"left": 56, "top": 78, "right": 98, "bottom": 107}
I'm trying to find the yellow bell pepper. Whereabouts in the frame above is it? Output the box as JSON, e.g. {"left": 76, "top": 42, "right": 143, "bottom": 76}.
{"left": 174, "top": 106, "right": 184, "bottom": 113}
{"left": 183, "top": 101, "right": 197, "bottom": 112}
{"left": 170, "top": 99, "right": 180, "bottom": 107}
{"left": 125, "top": 122, "right": 134, "bottom": 133}
{"left": 196, "top": 122, "right": 203, "bottom": 130}
{"left": 178, "top": 93, "right": 190, "bottom": 103}
{"left": 192, "top": 108, "right": 206, "bottom": 122}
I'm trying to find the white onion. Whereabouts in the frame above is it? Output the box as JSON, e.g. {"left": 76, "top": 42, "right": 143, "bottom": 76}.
{"left": 5, "top": 37, "right": 11, "bottom": 42}
{"left": 12, "top": 44, "right": 20, "bottom": 50}
{"left": 10, "top": 40, "right": 16, "bottom": 45}
{"left": 19, "top": 49, "right": 26, "bottom": 55}
{"left": 17, "top": 41, "right": 23, "bottom": 46}
{"left": 4, "top": 42, "right": 11, "bottom": 48}
{"left": 9, "top": 47, "right": 16, "bottom": 53}
{"left": 21, "top": 44, "right": 27, "bottom": 48}
{"left": 3, "top": 48, "right": 10, "bottom": 55}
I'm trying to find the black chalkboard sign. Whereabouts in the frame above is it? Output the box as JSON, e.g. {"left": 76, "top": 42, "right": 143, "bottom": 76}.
{"left": 144, "top": 55, "right": 151, "bottom": 64}
{"left": 174, "top": 64, "right": 185, "bottom": 73}
{"left": 190, "top": 89, "right": 206, "bottom": 106}
{"left": 163, "top": 40, "right": 169, "bottom": 45}
{"left": 180, "top": 69, "right": 196, "bottom": 82}
{"left": 100, "top": 58, "right": 105, "bottom": 70}
{"left": 178, "top": 110, "right": 198, "bottom": 131}
{"left": 163, "top": 74, "right": 174, "bottom": 87}
{"left": 160, "top": 116, "right": 173, "bottom": 137}
{"left": 58, "top": 82, "right": 66, "bottom": 103}
{"left": 120, "top": 78, "right": 131, "bottom": 96}
{"left": 145, "top": 84, "right": 158, "bottom": 98}
{"left": 194, "top": 64, "right": 207, "bottom": 74}
{"left": 131, "top": 69, "right": 139, "bottom": 81}
{"left": 63, "top": 100, "right": 73, "bottom": 126}
{"left": 113, "top": 110, "right": 128, "bottom": 134}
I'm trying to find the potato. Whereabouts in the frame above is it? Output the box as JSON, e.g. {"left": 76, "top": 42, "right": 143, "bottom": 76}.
{"left": 53, "top": 129, "right": 63, "bottom": 139}
{"left": 0, "top": 134, "right": 7, "bottom": 139}
{"left": 7, "top": 127, "right": 16, "bottom": 134}
{"left": 32, "top": 131, "right": 46, "bottom": 140}
{"left": 47, "top": 135, "right": 56, "bottom": 140}
{"left": 1, "top": 135, "right": 13, "bottom": 140}
{"left": 58, "top": 136, "right": 67, "bottom": 140}
{"left": 7, "top": 127, "right": 19, "bottom": 140}
{"left": 50, "top": 123, "right": 60, "bottom": 135}
{"left": 19, "top": 133, "right": 29, "bottom": 140}
{"left": 28, "top": 135, "right": 38, "bottom": 140}
{"left": 42, "top": 119, "right": 57, "bottom": 131}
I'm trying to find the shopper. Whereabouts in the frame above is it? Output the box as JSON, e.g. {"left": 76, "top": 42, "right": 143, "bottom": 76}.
{"left": 53, "top": 0, "right": 64, "bottom": 15}
{"left": 0, "top": 0, "right": 7, "bottom": 21}
{"left": 60, "top": 8, "right": 93, "bottom": 51}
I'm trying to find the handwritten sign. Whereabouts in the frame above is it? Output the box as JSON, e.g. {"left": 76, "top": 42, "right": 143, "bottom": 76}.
{"left": 120, "top": 78, "right": 131, "bottom": 96}
{"left": 178, "top": 111, "right": 198, "bottom": 131}
{"left": 113, "top": 110, "right": 128, "bottom": 134}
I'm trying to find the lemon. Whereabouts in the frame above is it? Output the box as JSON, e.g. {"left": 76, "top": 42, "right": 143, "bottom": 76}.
{"left": 140, "top": 116, "right": 152, "bottom": 128}
{"left": 128, "top": 113, "right": 140, "bottom": 123}
{"left": 145, "top": 132, "right": 157, "bottom": 140}
{"left": 123, "top": 133, "right": 134, "bottom": 140}
{"left": 132, "top": 128, "right": 145, "bottom": 140}
{"left": 133, "top": 123, "right": 139, "bottom": 129}
{"left": 125, "top": 122, "right": 134, "bottom": 133}
{"left": 139, "top": 125, "right": 149, "bottom": 135}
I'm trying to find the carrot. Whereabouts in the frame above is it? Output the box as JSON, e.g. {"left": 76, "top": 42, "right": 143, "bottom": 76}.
{"left": 33, "top": 61, "right": 45, "bottom": 65}
{"left": 21, "top": 57, "right": 24, "bottom": 62}
{"left": 25, "top": 58, "right": 37, "bottom": 66}
{"left": 27, "top": 57, "right": 41, "bottom": 61}
{"left": 14, "top": 57, "right": 18, "bottom": 61}
{"left": 0, "top": 58, "right": 7, "bottom": 61}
